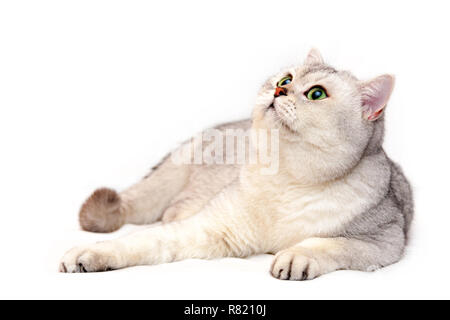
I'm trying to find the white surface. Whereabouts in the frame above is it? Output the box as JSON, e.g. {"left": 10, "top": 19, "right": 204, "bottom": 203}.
{"left": 0, "top": 0, "right": 449, "bottom": 299}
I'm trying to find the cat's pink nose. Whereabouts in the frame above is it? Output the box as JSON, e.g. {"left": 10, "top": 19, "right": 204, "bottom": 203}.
{"left": 274, "top": 87, "right": 287, "bottom": 98}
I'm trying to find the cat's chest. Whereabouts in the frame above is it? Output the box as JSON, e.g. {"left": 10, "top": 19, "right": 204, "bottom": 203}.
{"left": 270, "top": 184, "right": 348, "bottom": 224}
{"left": 245, "top": 181, "right": 365, "bottom": 251}
{"left": 241, "top": 154, "right": 390, "bottom": 247}
{"left": 252, "top": 173, "right": 388, "bottom": 239}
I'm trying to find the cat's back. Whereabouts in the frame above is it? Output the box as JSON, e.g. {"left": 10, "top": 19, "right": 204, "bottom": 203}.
{"left": 191, "top": 118, "right": 252, "bottom": 180}
{"left": 171, "top": 119, "right": 252, "bottom": 211}
{"left": 213, "top": 119, "right": 252, "bottom": 132}
{"left": 388, "top": 158, "right": 414, "bottom": 237}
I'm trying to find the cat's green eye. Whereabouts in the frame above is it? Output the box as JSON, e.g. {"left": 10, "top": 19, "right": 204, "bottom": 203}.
{"left": 306, "top": 86, "right": 328, "bottom": 100}
{"left": 277, "top": 75, "right": 293, "bottom": 87}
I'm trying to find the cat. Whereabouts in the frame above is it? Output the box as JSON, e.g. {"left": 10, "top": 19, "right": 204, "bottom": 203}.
{"left": 60, "top": 49, "right": 413, "bottom": 280}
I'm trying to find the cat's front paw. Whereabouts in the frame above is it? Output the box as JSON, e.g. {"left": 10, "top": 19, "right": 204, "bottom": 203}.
{"left": 270, "top": 249, "right": 322, "bottom": 281}
{"left": 59, "top": 243, "right": 118, "bottom": 273}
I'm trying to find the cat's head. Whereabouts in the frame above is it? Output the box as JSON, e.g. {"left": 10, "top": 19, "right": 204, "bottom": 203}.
{"left": 252, "top": 49, "right": 394, "bottom": 182}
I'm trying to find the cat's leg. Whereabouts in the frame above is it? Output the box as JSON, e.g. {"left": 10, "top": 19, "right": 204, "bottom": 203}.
{"left": 161, "top": 197, "right": 207, "bottom": 223}
{"left": 79, "top": 155, "right": 190, "bottom": 233}
{"left": 161, "top": 165, "right": 239, "bottom": 223}
{"left": 60, "top": 206, "right": 257, "bottom": 272}
{"left": 270, "top": 226, "right": 405, "bottom": 280}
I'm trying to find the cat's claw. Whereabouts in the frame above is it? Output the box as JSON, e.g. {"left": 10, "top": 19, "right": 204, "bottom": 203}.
{"left": 270, "top": 250, "right": 321, "bottom": 281}
{"left": 59, "top": 243, "right": 117, "bottom": 273}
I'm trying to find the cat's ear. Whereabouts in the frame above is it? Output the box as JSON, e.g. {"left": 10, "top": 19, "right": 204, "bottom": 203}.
{"left": 361, "top": 74, "right": 395, "bottom": 121}
{"left": 304, "top": 48, "right": 324, "bottom": 65}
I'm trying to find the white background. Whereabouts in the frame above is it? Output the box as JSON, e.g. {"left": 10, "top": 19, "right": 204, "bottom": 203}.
{"left": 0, "top": 0, "right": 449, "bottom": 299}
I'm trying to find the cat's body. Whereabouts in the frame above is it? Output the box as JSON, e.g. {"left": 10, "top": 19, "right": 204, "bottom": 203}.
{"left": 60, "top": 49, "right": 413, "bottom": 280}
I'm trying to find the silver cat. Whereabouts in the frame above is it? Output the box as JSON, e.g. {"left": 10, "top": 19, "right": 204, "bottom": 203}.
{"left": 60, "top": 49, "right": 413, "bottom": 280}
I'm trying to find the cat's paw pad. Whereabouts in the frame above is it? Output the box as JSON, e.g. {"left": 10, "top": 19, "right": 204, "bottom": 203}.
{"left": 59, "top": 245, "right": 115, "bottom": 273}
{"left": 270, "top": 250, "right": 321, "bottom": 281}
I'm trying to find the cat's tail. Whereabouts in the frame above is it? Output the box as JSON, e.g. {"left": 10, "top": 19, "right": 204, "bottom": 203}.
{"left": 79, "top": 188, "right": 126, "bottom": 233}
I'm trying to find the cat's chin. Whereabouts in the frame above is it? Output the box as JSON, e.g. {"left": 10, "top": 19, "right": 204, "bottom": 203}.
{"left": 264, "top": 105, "right": 299, "bottom": 137}
{"left": 278, "top": 121, "right": 299, "bottom": 138}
